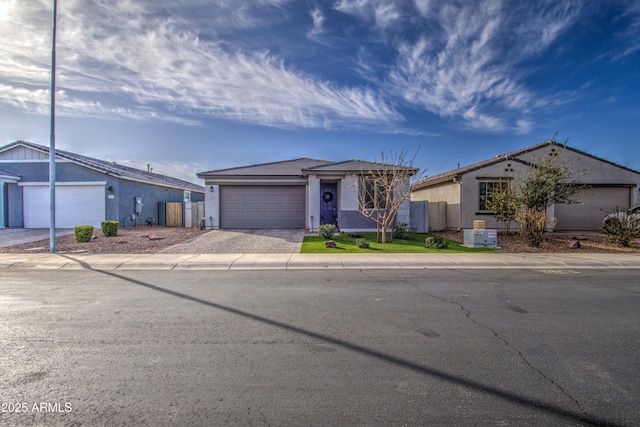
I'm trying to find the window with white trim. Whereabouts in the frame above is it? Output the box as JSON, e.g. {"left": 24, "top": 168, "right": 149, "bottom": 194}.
{"left": 363, "top": 178, "right": 388, "bottom": 209}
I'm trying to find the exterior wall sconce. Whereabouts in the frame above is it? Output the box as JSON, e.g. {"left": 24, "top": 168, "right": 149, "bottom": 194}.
{"left": 107, "top": 186, "right": 114, "bottom": 192}
{"left": 209, "top": 186, "right": 214, "bottom": 193}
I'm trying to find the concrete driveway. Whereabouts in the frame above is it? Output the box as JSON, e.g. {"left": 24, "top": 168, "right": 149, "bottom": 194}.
{"left": 0, "top": 228, "right": 74, "bottom": 248}
{"left": 160, "top": 229, "right": 306, "bottom": 254}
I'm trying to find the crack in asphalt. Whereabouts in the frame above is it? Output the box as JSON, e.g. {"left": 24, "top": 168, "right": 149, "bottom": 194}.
{"left": 411, "top": 282, "right": 587, "bottom": 415}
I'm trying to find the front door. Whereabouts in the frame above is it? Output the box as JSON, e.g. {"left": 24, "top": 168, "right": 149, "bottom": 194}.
{"left": 320, "top": 183, "right": 338, "bottom": 225}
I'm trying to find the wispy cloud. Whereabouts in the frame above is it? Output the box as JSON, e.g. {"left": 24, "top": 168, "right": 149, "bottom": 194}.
{"left": 387, "top": 0, "right": 582, "bottom": 132}
{"left": 1, "top": 0, "right": 635, "bottom": 137}
{"left": 0, "top": 0, "right": 399, "bottom": 129}
{"left": 0, "top": 83, "right": 200, "bottom": 126}
{"left": 614, "top": 2, "right": 640, "bottom": 59}
{"left": 307, "top": 8, "right": 325, "bottom": 41}
{"left": 333, "top": 0, "right": 402, "bottom": 28}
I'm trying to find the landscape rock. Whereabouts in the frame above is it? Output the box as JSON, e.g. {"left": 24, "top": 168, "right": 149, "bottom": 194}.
{"left": 325, "top": 240, "right": 337, "bottom": 248}
{"left": 148, "top": 235, "right": 165, "bottom": 241}
{"left": 349, "top": 232, "right": 361, "bottom": 238}
{"left": 568, "top": 240, "right": 581, "bottom": 249}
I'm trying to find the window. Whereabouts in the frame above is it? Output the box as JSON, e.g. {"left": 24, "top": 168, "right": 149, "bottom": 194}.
{"left": 363, "top": 178, "right": 388, "bottom": 209}
{"left": 478, "top": 181, "right": 506, "bottom": 211}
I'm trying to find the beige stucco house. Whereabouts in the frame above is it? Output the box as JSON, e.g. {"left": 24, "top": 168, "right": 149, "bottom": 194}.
{"left": 411, "top": 141, "right": 640, "bottom": 231}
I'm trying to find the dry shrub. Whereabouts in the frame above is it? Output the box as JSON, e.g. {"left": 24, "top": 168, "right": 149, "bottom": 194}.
{"left": 604, "top": 208, "right": 640, "bottom": 247}
{"left": 517, "top": 208, "right": 557, "bottom": 247}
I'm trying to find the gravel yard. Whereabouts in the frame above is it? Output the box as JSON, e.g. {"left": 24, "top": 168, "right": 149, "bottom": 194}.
{"left": 0, "top": 226, "right": 209, "bottom": 254}
{"left": 0, "top": 226, "right": 638, "bottom": 254}
{"left": 432, "top": 230, "right": 640, "bottom": 254}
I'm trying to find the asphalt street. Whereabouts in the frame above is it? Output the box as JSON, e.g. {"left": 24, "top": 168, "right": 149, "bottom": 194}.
{"left": 1, "top": 268, "right": 638, "bottom": 426}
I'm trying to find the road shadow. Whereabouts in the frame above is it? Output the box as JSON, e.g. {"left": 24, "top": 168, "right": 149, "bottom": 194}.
{"left": 60, "top": 255, "right": 624, "bottom": 427}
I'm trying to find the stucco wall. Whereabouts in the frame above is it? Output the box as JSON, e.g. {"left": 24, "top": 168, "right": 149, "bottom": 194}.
{"left": 307, "top": 175, "right": 320, "bottom": 230}
{"left": 117, "top": 180, "right": 188, "bottom": 225}
{"left": 411, "top": 181, "right": 461, "bottom": 229}
{"left": 458, "top": 160, "right": 529, "bottom": 229}
{"left": 1, "top": 160, "right": 203, "bottom": 228}
{"left": 1, "top": 161, "right": 114, "bottom": 227}
{"left": 516, "top": 146, "right": 640, "bottom": 206}
{"left": 340, "top": 176, "right": 359, "bottom": 210}
{"left": 421, "top": 145, "right": 640, "bottom": 230}
{"left": 337, "top": 176, "right": 412, "bottom": 232}
{"left": 203, "top": 184, "right": 220, "bottom": 229}
{"left": 191, "top": 191, "right": 205, "bottom": 202}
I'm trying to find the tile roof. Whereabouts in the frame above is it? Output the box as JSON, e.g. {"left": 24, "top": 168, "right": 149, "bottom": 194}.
{"left": 412, "top": 140, "right": 640, "bottom": 190}
{"left": 198, "top": 158, "right": 332, "bottom": 177}
{"left": 198, "top": 158, "right": 417, "bottom": 178}
{"left": 303, "top": 159, "right": 417, "bottom": 173}
{"left": 1, "top": 141, "right": 204, "bottom": 192}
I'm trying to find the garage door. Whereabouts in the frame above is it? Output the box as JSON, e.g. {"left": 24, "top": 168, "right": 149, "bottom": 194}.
{"left": 554, "top": 187, "right": 630, "bottom": 231}
{"left": 220, "top": 186, "right": 305, "bottom": 229}
{"left": 23, "top": 184, "right": 105, "bottom": 228}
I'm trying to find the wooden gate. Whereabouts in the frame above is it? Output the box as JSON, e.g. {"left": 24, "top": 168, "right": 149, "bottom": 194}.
{"left": 165, "top": 202, "right": 183, "bottom": 227}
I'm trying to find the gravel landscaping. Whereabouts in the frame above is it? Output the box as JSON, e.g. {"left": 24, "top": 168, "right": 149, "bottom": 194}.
{"left": 432, "top": 230, "right": 640, "bottom": 254}
{"left": 0, "top": 226, "right": 209, "bottom": 254}
{"left": 0, "top": 226, "right": 638, "bottom": 254}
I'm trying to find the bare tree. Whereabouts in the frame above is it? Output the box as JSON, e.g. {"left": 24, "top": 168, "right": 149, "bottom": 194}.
{"left": 352, "top": 148, "right": 423, "bottom": 243}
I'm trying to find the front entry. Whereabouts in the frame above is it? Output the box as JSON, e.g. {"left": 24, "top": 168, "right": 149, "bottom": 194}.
{"left": 320, "top": 182, "right": 338, "bottom": 226}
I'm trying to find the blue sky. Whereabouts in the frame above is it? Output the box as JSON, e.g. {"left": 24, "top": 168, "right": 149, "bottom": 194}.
{"left": 1, "top": 0, "right": 639, "bottom": 184}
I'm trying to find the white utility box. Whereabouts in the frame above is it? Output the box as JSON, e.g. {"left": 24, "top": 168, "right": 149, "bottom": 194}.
{"left": 463, "top": 229, "right": 498, "bottom": 248}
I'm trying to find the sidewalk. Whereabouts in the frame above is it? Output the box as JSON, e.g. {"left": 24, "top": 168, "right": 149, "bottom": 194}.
{"left": 0, "top": 252, "right": 638, "bottom": 270}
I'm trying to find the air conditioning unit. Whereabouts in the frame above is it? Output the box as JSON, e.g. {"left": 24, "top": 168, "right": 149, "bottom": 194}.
{"left": 463, "top": 229, "right": 497, "bottom": 248}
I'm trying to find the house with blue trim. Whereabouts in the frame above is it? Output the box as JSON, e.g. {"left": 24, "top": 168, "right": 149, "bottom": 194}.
{"left": 0, "top": 141, "right": 204, "bottom": 229}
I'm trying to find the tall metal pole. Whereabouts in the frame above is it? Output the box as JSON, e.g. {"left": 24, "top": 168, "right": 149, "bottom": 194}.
{"left": 49, "top": 0, "right": 58, "bottom": 253}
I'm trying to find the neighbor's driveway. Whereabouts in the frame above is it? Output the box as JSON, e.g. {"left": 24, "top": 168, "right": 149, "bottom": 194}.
{"left": 0, "top": 228, "right": 74, "bottom": 248}
{"left": 160, "top": 229, "right": 305, "bottom": 254}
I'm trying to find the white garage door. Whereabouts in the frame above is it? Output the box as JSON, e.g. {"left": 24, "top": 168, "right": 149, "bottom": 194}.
{"left": 23, "top": 184, "right": 105, "bottom": 228}
{"left": 554, "top": 187, "right": 630, "bottom": 231}
{"left": 220, "top": 186, "right": 305, "bottom": 229}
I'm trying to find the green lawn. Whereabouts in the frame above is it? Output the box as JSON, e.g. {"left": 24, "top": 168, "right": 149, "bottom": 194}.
{"left": 300, "top": 232, "right": 495, "bottom": 254}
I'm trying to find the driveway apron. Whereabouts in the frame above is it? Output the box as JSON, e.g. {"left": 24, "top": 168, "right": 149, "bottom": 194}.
{"left": 0, "top": 228, "right": 74, "bottom": 248}
{"left": 160, "top": 229, "right": 305, "bottom": 254}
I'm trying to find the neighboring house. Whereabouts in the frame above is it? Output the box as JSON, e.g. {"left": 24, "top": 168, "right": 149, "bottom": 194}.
{"left": 0, "top": 168, "right": 20, "bottom": 230}
{"left": 0, "top": 141, "right": 204, "bottom": 229}
{"left": 197, "top": 158, "right": 414, "bottom": 231}
{"left": 411, "top": 140, "right": 640, "bottom": 231}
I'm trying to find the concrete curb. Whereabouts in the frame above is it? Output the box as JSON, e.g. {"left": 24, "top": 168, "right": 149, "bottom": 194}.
{"left": 0, "top": 253, "right": 638, "bottom": 271}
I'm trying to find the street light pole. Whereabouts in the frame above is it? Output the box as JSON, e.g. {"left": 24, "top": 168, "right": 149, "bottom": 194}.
{"left": 49, "top": 0, "right": 58, "bottom": 253}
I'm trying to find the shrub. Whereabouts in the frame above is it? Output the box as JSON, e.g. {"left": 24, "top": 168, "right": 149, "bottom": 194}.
{"left": 74, "top": 225, "right": 94, "bottom": 242}
{"left": 355, "top": 238, "right": 370, "bottom": 249}
{"left": 425, "top": 235, "right": 449, "bottom": 249}
{"left": 393, "top": 223, "right": 409, "bottom": 240}
{"left": 604, "top": 208, "right": 640, "bottom": 247}
{"left": 101, "top": 220, "right": 119, "bottom": 237}
{"left": 317, "top": 224, "right": 336, "bottom": 240}
{"left": 517, "top": 207, "right": 556, "bottom": 247}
